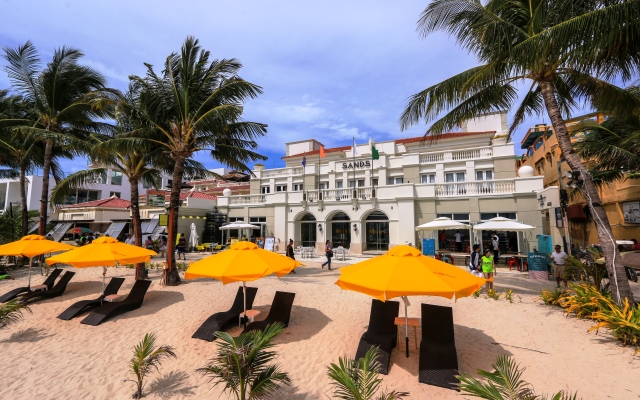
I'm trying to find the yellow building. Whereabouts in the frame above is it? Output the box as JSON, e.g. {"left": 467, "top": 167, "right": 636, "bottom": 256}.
{"left": 517, "top": 113, "right": 640, "bottom": 246}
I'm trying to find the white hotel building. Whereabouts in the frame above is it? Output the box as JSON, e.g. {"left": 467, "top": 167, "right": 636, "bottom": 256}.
{"left": 217, "top": 112, "right": 546, "bottom": 254}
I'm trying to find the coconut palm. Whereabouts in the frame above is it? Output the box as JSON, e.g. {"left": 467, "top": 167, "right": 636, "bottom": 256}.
{"left": 0, "top": 204, "right": 38, "bottom": 243}
{"left": 128, "top": 36, "right": 267, "bottom": 285}
{"left": 458, "top": 355, "right": 577, "bottom": 399}
{"left": 198, "top": 323, "right": 291, "bottom": 400}
{"left": 327, "top": 347, "right": 409, "bottom": 400}
{"left": 1, "top": 41, "right": 119, "bottom": 235}
{"left": 126, "top": 333, "right": 177, "bottom": 399}
{"left": 400, "top": 0, "right": 640, "bottom": 304}
{"left": 0, "top": 299, "right": 31, "bottom": 329}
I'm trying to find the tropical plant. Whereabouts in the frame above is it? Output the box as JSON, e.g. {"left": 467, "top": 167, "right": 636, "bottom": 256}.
{"left": 327, "top": 347, "right": 409, "bottom": 400}
{"left": 125, "top": 333, "right": 177, "bottom": 399}
{"left": 128, "top": 36, "right": 267, "bottom": 285}
{"left": 1, "top": 41, "right": 119, "bottom": 235}
{"left": 486, "top": 288, "right": 500, "bottom": 300}
{"left": 0, "top": 204, "right": 38, "bottom": 243}
{"left": 564, "top": 253, "right": 609, "bottom": 295}
{"left": 400, "top": 0, "right": 640, "bottom": 305}
{"left": 472, "top": 288, "right": 482, "bottom": 298}
{"left": 0, "top": 298, "right": 31, "bottom": 329}
{"left": 590, "top": 298, "right": 640, "bottom": 353}
{"left": 558, "top": 283, "right": 613, "bottom": 319}
{"left": 458, "top": 355, "right": 578, "bottom": 399}
{"left": 504, "top": 289, "right": 514, "bottom": 303}
{"left": 198, "top": 322, "right": 290, "bottom": 400}
{"left": 537, "top": 287, "right": 569, "bottom": 307}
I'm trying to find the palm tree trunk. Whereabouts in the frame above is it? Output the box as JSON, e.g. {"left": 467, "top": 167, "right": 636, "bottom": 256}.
{"left": 165, "top": 157, "right": 185, "bottom": 286}
{"left": 539, "top": 79, "right": 634, "bottom": 305}
{"left": 19, "top": 167, "right": 29, "bottom": 237}
{"left": 130, "top": 178, "right": 144, "bottom": 280}
{"left": 38, "top": 140, "right": 53, "bottom": 235}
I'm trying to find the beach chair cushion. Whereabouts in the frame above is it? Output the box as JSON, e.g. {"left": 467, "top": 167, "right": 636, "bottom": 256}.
{"left": 31, "top": 284, "right": 48, "bottom": 291}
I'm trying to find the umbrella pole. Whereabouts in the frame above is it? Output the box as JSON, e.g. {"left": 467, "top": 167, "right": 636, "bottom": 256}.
{"left": 27, "top": 257, "right": 33, "bottom": 290}
{"left": 403, "top": 296, "right": 409, "bottom": 358}
{"left": 102, "top": 267, "right": 107, "bottom": 304}
{"left": 243, "top": 281, "right": 247, "bottom": 328}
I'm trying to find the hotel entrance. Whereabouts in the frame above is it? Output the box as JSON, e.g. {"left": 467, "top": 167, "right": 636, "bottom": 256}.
{"left": 366, "top": 211, "right": 389, "bottom": 251}
{"left": 330, "top": 212, "right": 351, "bottom": 248}
{"left": 299, "top": 213, "right": 317, "bottom": 247}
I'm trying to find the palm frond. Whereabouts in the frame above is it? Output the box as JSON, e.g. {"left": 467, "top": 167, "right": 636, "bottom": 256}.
{"left": 0, "top": 299, "right": 32, "bottom": 329}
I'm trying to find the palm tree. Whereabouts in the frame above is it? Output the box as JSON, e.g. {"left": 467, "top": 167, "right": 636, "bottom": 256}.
{"left": 1, "top": 41, "right": 119, "bottom": 235}
{"left": 198, "top": 323, "right": 291, "bottom": 400}
{"left": 400, "top": 0, "right": 640, "bottom": 304}
{"left": 458, "top": 355, "right": 577, "bottom": 399}
{"left": 126, "top": 333, "right": 177, "bottom": 399}
{"left": 0, "top": 204, "right": 38, "bottom": 243}
{"left": 129, "top": 36, "right": 267, "bottom": 285}
{"left": 0, "top": 299, "right": 32, "bottom": 329}
{"left": 327, "top": 347, "right": 409, "bottom": 400}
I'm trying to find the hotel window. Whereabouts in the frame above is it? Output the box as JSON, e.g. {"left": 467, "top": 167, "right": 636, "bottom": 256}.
{"left": 110, "top": 170, "right": 123, "bottom": 186}
{"left": 261, "top": 186, "right": 270, "bottom": 194}
{"left": 276, "top": 185, "right": 287, "bottom": 192}
{"left": 436, "top": 213, "right": 470, "bottom": 222}
{"left": 293, "top": 183, "right": 304, "bottom": 191}
{"left": 475, "top": 170, "right": 493, "bottom": 180}
{"left": 445, "top": 172, "right": 465, "bottom": 182}
{"left": 319, "top": 182, "right": 329, "bottom": 190}
{"left": 370, "top": 178, "right": 378, "bottom": 186}
{"left": 335, "top": 181, "right": 343, "bottom": 189}
{"left": 65, "top": 189, "right": 100, "bottom": 205}
{"left": 109, "top": 191, "right": 121, "bottom": 198}
{"left": 421, "top": 174, "right": 436, "bottom": 184}
{"left": 348, "top": 179, "right": 366, "bottom": 188}
{"left": 480, "top": 212, "right": 517, "bottom": 221}
{"left": 387, "top": 177, "right": 404, "bottom": 185}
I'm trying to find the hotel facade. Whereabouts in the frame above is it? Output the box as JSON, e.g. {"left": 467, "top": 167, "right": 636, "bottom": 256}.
{"left": 217, "top": 112, "right": 547, "bottom": 254}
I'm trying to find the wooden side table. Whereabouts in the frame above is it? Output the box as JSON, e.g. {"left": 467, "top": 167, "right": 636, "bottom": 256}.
{"left": 239, "top": 310, "right": 261, "bottom": 326}
{"left": 394, "top": 317, "right": 419, "bottom": 350}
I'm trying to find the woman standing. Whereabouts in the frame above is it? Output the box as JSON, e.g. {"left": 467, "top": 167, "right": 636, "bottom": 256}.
{"left": 321, "top": 240, "right": 333, "bottom": 270}
{"left": 481, "top": 248, "right": 496, "bottom": 290}
{"left": 286, "top": 239, "right": 297, "bottom": 274}
{"left": 469, "top": 244, "right": 481, "bottom": 277}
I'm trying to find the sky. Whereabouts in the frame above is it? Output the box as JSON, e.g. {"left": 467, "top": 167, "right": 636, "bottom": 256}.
{"left": 0, "top": 0, "right": 582, "bottom": 174}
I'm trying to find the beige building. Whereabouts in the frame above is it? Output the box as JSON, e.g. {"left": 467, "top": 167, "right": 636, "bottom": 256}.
{"left": 217, "top": 112, "right": 546, "bottom": 254}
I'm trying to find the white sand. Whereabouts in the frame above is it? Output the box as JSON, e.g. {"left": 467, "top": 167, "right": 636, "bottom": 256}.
{"left": 1, "top": 262, "right": 639, "bottom": 399}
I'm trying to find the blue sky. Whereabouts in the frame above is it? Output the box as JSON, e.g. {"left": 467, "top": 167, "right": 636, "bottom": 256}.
{"left": 0, "top": 0, "right": 580, "bottom": 174}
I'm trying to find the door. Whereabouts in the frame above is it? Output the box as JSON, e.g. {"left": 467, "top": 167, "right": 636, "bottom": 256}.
{"left": 331, "top": 222, "right": 351, "bottom": 249}
{"left": 366, "top": 222, "right": 390, "bottom": 250}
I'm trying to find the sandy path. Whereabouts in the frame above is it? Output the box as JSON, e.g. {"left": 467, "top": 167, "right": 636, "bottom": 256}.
{"left": 0, "top": 262, "right": 639, "bottom": 399}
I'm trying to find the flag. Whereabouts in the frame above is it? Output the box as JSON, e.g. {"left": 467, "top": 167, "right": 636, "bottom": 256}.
{"left": 302, "top": 156, "right": 306, "bottom": 166}
{"left": 370, "top": 139, "right": 380, "bottom": 160}
{"left": 319, "top": 146, "right": 326, "bottom": 158}
{"left": 352, "top": 137, "right": 358, "bottom": 156}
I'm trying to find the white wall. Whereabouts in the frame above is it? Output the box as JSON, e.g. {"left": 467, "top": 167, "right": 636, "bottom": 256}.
{"left": 461, "top": 111, "right": 508, "bottom": 134}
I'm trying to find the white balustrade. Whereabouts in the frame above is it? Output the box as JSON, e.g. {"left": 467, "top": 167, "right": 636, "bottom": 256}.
{"left": 434, "top": 180, "right": 515, "bottom": 197}
{"left": 261, "top": 167, "right": 303, "bottom": 177}
{"left": 229, "top": 195, "right": 267, "bottom": 205}
{"left": 419, "top": 147, "right": 493, "bottom": 164}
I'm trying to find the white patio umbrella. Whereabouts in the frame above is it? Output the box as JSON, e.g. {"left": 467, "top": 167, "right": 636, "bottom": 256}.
{"left": 473, "top": 217, "right": 535, "bottom": 253}
{"left": 188, "top": 223, "right": 199, "bottom": 250}
{"left": 416, "top": 217, "right": 472, "bottom": 253}
{"left": 219, "top": 221, "right": 261, "bottom": 241}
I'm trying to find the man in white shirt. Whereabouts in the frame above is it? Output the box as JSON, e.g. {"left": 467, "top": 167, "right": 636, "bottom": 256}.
{"left": 492, "top": 234, "right": 500, "bottom": 262}
{"left": 550, "top": 245, "right": 569, "bottom": 288}
{"left": 454, "top": 231, "right": 463, "bottom": 252}
{"left": 125, "top": 234, "right": 135, "bottom": 245}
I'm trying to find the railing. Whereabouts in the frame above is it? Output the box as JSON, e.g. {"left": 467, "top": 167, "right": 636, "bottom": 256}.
{"left": 229, "top": 195, "right": 267, "bottom": 205}
{"left": 435, "top": 180, "right": 515, "bottom": 197}
{"left": 306, "top": 187, "right": 375, "bottom": 202}
{"left": 261, "top": 167, "right": 303, "bottom": 177}
{"left": 419, "top": 147, "right": 493, "bottom": 164}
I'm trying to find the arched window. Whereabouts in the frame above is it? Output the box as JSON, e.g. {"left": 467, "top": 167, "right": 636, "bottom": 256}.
{"left": 330, "top": 212, "right": 350, "bottom": 221}
{"left": 301, "top": 213, "right": 316, "bottom": 221}
{"left": 527, "top": 147, "right": 534, "bottom": 157}
{"left": 534, "top": 138, "right": 544, "bottom": 150}
{"left": 366, "top": 211, "right": 389, "bottom": 220}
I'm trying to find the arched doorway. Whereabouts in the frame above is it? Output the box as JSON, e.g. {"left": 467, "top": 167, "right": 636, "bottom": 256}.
{"left": 366, "top": 211, "right": 389, "bottom": 251}
{"left": 330, "top": 212, "right": 351, "bottom": 248}
{"left": 300, "top": 213, "right": 316, "bottom": 247}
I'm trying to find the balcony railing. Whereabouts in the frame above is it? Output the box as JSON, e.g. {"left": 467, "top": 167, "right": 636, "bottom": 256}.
{"left": 306, "top": 187, "right": 374, "bottom": 202}
{"left": 419, "top": 147, "right": 493, "bottom": 164}
{"left": 261, "top": 167, "right": 303, "bottom": 177}
{"left": 435, "top": 180, "right": 515, "bottom": 197}
{"left": 229, "top": 195, "right": 267, "bottom": 205}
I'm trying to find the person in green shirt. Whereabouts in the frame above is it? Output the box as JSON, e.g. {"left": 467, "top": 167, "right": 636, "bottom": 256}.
{"left": 481, "top": 248, "right": 496, "bottom": 290}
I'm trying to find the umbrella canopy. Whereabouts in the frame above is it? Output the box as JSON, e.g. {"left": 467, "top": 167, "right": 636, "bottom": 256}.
{"left": 0, "top": 235, "right": 74, "bottom": 258}
{"left": 66, "top": 227, "right": 92, "bottom": 235}
{"left": 185, "top": 241, "right": 302, "bottom": 283}
{"left": 46, "top": 236, "right": 156, "bottom": 267}
{"left": 219, "top": 222, "right": 261, "bottom": 230}
{"left": 415, "top": 217, "right": 470, "bottom": 231}
{"left": 473, "top": 217, "right": 535, "bottom": 232}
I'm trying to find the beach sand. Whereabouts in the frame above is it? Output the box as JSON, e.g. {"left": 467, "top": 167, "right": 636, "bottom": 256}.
{"left": 1, "top": 262, "right": 639, "bottom": 399}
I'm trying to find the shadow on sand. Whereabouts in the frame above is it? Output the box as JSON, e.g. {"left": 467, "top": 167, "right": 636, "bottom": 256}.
{"left": 1, "top": 327, "right": 55, "bottom": 343}
{"left": 147, "top": 370, "right": 196, "bottom": 398}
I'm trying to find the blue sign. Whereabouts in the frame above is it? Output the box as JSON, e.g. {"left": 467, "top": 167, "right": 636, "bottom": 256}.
{"left": 422, "top": 238, "right": 435, "bottom": 256}
{"left": 528, "top": 252, "right": 548, "bottom": 271}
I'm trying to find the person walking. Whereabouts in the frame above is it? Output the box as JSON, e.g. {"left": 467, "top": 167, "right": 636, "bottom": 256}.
{"left": 469, "top": 244, "right": 481, "bottom": 277}
{"left": 321, "top": 240, "right": 333, "bottom": 270}
{"left": 286, "top": 239, "right": 297, "bottom": 274}
{"left": 158, "top": 235, "right": 167, "bottom": 258}
{"left": 492, "top": 233, "right": 500, "bottom": 263}
{"left": 481, "top": 248, "right": 496, "bottom": 290}
{"left": 177, "top": 234, "right": 187, "bottom": 260}
{"left": 454, "top": 230, "right": 464, "bottom": 252}
{"left": 551, "top": 244, "right": 569, "bottom": 289}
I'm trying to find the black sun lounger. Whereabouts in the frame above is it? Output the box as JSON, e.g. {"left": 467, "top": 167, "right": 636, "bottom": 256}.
{"left": 18, "top": 271, "right": 75, "bottom": 304}
{"left": 57, "top": 277, "right": 126, "bottom": 320}
{"left": 418, "top": 304, "right": 459, "bottom": 390}
{"left": 80, "top": 279, "right": 152, "bottom": 326}
{"left": 0, "top": 268, "right": 63, "bottom": 303}
{"left": 241, "top": 291, "right": 296, "bottom": 334}
{"left": 192, "top": 286, "right": 258, "bottom": 341}
{"left": 355, "top": 299, "right": 400, "bottom": 375}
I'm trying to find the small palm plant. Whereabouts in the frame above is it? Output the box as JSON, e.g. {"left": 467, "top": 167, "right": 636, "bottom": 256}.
{"left": 0, "top": 299, "right": 31, "bottom": 329}
{"left": 198, "top": 323, "right": 291, "bottom": 400}
{"left": 327, "top": 347, "right": 408, "bottom": 400}
{"left": 458, "top": 355, "right": 578, "bottom": 399}
{"left": 126, "top": 333, "right": 177, "bottom": 399}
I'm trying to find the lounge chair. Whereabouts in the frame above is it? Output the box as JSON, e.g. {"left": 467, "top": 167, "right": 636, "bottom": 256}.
{"left": 0, "top": 268, "right": 63, "bottom": 303}
{"left": 192, "top": 286, "right": 259, "bottom": 341}
{"left": 241, "top": 291, "right": 296, "bottom": 334}
{"left": 18, "top": 271, "right": 76, "bottom": 304}
{"left": 418, "top": 304, "right": 459, "bottom": 390}
{"left": 57, "top": 277, "right": 126, "bottom": 320}
{"left": 80, "top": 279, "right": 152, "bottom": 326}
{"left": 355, "top": 299, "right": 400, "bottom": 375}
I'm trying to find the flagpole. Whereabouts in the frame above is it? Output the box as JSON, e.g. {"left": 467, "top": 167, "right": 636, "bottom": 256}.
{"left": 371, "top": 149, "right": 375, "bottom": 197}
{"left": 318, "top": 149, "right": 321, "bottom": 200}
{"left": 352, "top": 137, "right": 357, "bottom": 199}
{"left": 302, "top": 157, "right": 306, "bottom": 201}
